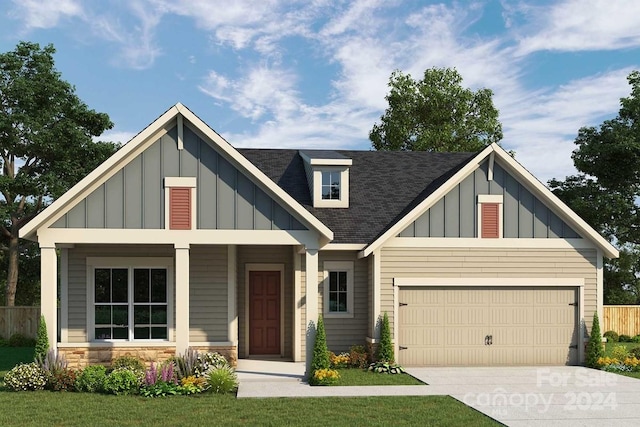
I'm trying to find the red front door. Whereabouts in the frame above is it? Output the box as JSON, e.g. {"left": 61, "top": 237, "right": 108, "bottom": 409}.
{"left": 249, "top": 271, "right": 281, "bottom": 355}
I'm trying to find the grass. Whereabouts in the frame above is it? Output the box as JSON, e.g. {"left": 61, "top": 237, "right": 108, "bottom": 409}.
{"left": 332, "top": 368, "right": 425, "bottom": 386}
{"left": 0, "top": 392, "right": 498, "bottom": 426}
{"left": 0, "top": 347, "right": 34, "bottom": 382}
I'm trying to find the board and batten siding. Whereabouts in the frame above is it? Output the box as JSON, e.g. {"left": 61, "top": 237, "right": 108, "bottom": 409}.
{"left": 66, "top": 244, "right": 175, "bottom": 343}
{"left": 399, "top": 160, "right": 580, "bottom": 239}
{"left": 189, "top": 245, "right": 228, "bottom": 342}
{"left": 379, "top": 247, "right": 598, "bottom": 339}
{"left": 236, "top": 246, "right": 294, "bottom": 358}
{"left": 317, "top": 251, "right": 369, "bottom": 353}
{"left": 51, "top": 125, "right": 307, "bottom": 231}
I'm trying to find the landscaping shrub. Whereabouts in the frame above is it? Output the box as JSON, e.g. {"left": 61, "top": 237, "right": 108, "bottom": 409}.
{"left": 309, "top": 368, "right": 340, "bottom": 385}
{"left": 329, "top": 352, "right": 350, "bottom": 369}
{"left": 631, "top": 347, "right": 640, "bottom": 359}
{"left": 175, "top": 347, "right": 199, "bottom": 379}
{"left": 368, "top": 362, "right": 406, "bottom": 375}
{"left": 48, "top": 368, "right": 77, "bottom": 391}
{"left": 0, "top": 334, "right": 8, "bottom": 347}
{"left": 311, "top": 315, "right": 330, "bottom": 371}
{"left": 8, "top": 333, "right": 36, "bottom": 347}
{"left": 3, "top": 362, "right": 47, "bottom": 391}
{"left": 619, "top": 334, "right": 633, "bottom": 343}
{"left": 632, "top": 335, "right": 640, "bottom": 343}
{"left": 192, "top": 351, "right": 229, "bottom": 377}
{"left": 103, "top": 368, "right": 141, "bottom": 395}
{"left": 586, "top": 313, "right": 604, "bottom": 368}
{"left": 179, "top": 375, "right": 207, "bottom": 394}
{"left": 34, "top": 315, "right": 49, "bottom": 362}
{"left": 611, "top": 344, "right": 629, "bottom": 360}
{"left": 376, "top": 312, "right": 394, "bottom": 363}
{"left": 603, "top": 330, "right": 619, "bottom": 343}
{"left": 37, "top": 349, "right": 70, "bottom": 390}
{"left": 204, "top": 365, "right": 238, "bottom": 394}
{"left": 111, "top": 355, "right": 145, "bottom": 372}
{"left": 75, "top": 365, "right": 107, "bottom": 393}
{"left": 349, "top": 345, "right": 369, "bottom": 369}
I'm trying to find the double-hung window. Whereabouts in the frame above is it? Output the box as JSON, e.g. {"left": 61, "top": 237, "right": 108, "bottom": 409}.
{"left": 323, "top": 261, "right": 354, "bottom": 318}
{"left": 89, "top": 258, "right": 173, "bottom": 341}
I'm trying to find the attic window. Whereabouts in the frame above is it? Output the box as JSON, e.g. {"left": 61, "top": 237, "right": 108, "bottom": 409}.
{"left": 322, "top": 171, "right": 341, "bottom": 200}
{"left": 299, "top": 151, "right": 352, "bottom": 208}
{"left": 164, "top": 177, "right": 197, "bottom": 230}
{"left": 478, "top": 195, "right": 503, "bottom": 239}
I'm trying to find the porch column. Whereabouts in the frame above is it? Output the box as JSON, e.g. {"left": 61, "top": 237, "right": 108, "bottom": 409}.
{"left": 227, "top": 245, "right": 237, "bottom": 344}
{"left": 305, "top": 247, "right": 318, "bottom": 374}
{"left": 370, "top": 249, "right": 381, "bottom": 340}
{"left": 40, "top": 244, "right": 57, "bottom": 352}
{"left": 175, "top": 244, "right": 190, "bottom": 355}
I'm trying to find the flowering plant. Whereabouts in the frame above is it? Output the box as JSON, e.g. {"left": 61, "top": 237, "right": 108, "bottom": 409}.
{"left": 309, "top": 368, "right": 340, "bottom": 385}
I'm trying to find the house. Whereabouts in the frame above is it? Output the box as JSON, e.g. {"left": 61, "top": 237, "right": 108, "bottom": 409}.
{"left": 21, "top": 103, "right": 618, "bottom": 370}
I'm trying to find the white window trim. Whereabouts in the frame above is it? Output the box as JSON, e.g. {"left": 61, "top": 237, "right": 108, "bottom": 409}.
{"left": 164, "top": 177, "right": 197, "bottom": 230}
{"left": 313, "top": 167, "right": 349, "bottom": 208}
{"left": 477, "top": 194, "right": 503, "bottom": 239}
{"left": 323, "top": 261, "right": 354, "bottom": 318}
{"left": 86, "top": 257, "right": 174, "bottom": 342}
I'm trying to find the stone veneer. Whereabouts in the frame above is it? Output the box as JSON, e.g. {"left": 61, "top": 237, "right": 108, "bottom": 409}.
{"left": 58, "top": 346, "right": 238, "bottom": 368}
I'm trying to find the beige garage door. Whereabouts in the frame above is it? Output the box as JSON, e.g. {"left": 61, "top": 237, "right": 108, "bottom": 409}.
{"left": 398, "top": 287, "right": 578, "bottom": 366}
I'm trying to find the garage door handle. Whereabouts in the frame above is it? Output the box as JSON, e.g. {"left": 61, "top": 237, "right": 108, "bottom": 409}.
{"left": 485, "top": 335, "right": 493, "bottom": 345}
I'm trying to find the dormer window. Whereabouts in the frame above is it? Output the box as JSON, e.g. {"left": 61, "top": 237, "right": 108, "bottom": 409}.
{"left": 300, "top": 151, "right": 352, "bottom": 208}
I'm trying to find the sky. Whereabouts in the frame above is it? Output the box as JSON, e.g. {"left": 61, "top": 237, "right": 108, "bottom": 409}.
{"left": 2, "top": 0, "right": 640, "bottom": 184}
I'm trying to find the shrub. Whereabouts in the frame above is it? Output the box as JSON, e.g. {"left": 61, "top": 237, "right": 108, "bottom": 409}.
{"left": 376, "top": 312, "right": 394, "bottom": 363}
{"left": 175, "top": 347, "right": 199, "bottom": 379}
{"left": 103, "top": 368, "right": 141, "bottom": 395}
{"left": 3, "top": 362, "right": 47, "bottom": 391}
{"left": 204, "top": 365, "right": 238, "bottom": 394}
{"left": 111, "top": 355, "right": 145, "bottom": 372}
{"left": 611, "top": 344, "right": 629, "bottom": 360}
{"left": 309, "top": 368, "right": 340, "bottom": 385}
{"left": 349, "top": 345, "right": 369, "bottom": 369}
{"left": 368, "top": 361, "right": 406, "bottom": 375}
{"left": 49, "top": 368, "right": 77, "bottom": 391}
{"left": 329, "top": 352, "right": 350, "bottom": 369}
{"left": 8, "top": 333, "right": 36, "bottom": 347}
{"left": 179, "top": 375, "right": 207, "bottom": 395}
{"left": 75, "top": 365, "right": 107, "bottom": 393}
{"left": 34, "top": 315, "right": 49, "bottom": 362}
{"left": 311, "top": 315, "right": 330, "bottom": 372}
{"left": 631, "top": 347, "right": 640, "bottom": 359}
{"left": 37, "top": 349, "right": 69, "bottom": 390}
{"left": 586, "top": 313, "right": 604, "bottom": 368}
{"left": 0, "top": 335, "right": 7, "bottom": 347}
{"left": 603, "top": 330, "right": 619, "bottom": 343}
{"left": 193, "top": 352, "right": 229, "bottom": 377}
{"left": 632, "top": 335, "right": 640, "bottom": 343}
{"left": 619, "top": 334, "right": 633, "bottom": 343}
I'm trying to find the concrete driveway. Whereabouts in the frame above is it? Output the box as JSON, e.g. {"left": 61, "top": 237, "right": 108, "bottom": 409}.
{"left": 406, "top": 366, "right": 640, "bottom": 427}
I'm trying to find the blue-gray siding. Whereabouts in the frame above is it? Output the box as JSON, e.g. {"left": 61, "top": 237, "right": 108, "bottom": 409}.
{"left": 399, "top": 160, "right": 580, "bottom": 238}
{"left": 52, "top": 125, "right": 307, "bottom": 231}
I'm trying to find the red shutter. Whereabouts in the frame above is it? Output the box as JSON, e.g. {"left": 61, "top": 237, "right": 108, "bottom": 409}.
{"left": 169, "top": 187, "right": 191, "bottom": 230}
{"left": 481, "top": 203, "right": 499, "bottom": 238}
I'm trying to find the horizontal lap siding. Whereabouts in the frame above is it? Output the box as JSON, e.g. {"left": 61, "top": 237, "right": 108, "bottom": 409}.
{"left": 319, "top": 252, "right": 369, "bottom": 353}
{"left": 380, "top": 247, "right": 598, "bottom": 339}
{"left": 189, "top": 245, "right": 228, "bottom": 341}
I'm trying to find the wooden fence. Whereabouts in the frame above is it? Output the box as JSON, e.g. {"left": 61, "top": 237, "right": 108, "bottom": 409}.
{"left": 603, "top": 305, "right": 640, "bottom": 336}
{"left": 0, "top": 306, "right": 40, "bottom": 339}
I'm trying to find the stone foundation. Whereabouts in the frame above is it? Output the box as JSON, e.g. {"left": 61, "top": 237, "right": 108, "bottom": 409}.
{"left": 58, "top": 345, "right": 238, "bottom": 368}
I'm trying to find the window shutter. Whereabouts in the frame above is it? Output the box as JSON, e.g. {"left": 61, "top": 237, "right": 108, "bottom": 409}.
{"left": 481, "top": 203, "right": 499, "bottom": 238}
{"left": 169, "top": 187, "right": 191, "bottom": 230}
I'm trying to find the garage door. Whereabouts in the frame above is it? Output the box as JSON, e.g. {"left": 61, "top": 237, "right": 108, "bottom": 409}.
{"left": 398, "top": 287, "right": 578, "bottom": 366}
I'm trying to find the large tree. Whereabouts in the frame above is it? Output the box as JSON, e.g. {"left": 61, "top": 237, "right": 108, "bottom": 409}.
{"left": 0, "top": 41, "right": 118, "bottom": 306}
{"left": 370, "top": 67, "right": 503, "bottom": 152}
{"left": 550, "top": 70, "right": 640, "bottom": 304}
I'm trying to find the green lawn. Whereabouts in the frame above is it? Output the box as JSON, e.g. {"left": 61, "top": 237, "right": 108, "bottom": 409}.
{"left": 0, "top": 347, "right": 34, "bottom": 382}
{"left": 0, "top": 392, "right": 498, "bottom": 426}
{"left": 333, "top": 368, "right": 425, "bottom": 386}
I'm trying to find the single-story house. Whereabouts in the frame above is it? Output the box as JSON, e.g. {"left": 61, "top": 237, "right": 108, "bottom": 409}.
{"left": 21, "top": 103, "right": 618, "bottom": 370}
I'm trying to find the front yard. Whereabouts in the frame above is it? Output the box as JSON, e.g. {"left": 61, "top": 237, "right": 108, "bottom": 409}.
{"left": 603, "top": 342, "right": 640, "bottom": 379}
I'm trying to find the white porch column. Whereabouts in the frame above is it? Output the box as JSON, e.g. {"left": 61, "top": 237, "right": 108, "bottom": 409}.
{"left": 227, "top": 245, "right": 237, "bottom": 344}
{"left": 371, "top": 249, "right": 381, "bottom": 340}
{"left": 175, "top": 244, "right": 190, "bottom": 355}
{"left": 40, "top": 244, "right": 57, "bottom": 352}
{"left": 305, "top": 247, "right": 318, "bottom": 374}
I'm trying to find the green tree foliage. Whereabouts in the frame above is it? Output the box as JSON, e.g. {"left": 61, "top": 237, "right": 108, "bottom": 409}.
{"left": 376, "top": 312, "right": 394, "bottom": 363}
{"left": 0, "top": 240, "right": 40, "bottom": 305}
{"left": 34, "top": 315, "right": 49, "bottom": 362}
{"left": 549, "top": 71, "right": 640, "bottom": 304}
{"left": 370, "top": 67, "right": 502, "bottom": 152}
{"left": 0, "top": 41, "right": 118, "bottom": 305}
{"left": 586, "top": 312, "right": 603, "bottom": 368}
{"left": 310, "top": 315, "right": 330, "bottom": 372}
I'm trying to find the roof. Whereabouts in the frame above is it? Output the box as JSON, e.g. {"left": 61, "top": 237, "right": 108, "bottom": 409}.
{"left": 239, "top": 149, "right": 476, "bottom": 244}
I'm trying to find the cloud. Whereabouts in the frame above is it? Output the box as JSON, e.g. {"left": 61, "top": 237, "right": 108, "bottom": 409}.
{"left": 515, "top": 0, "right": 640, "bottom": 55}
{"left": 9, "top": 0, "right": 83, "bottom": 30}
{"left": 96, "top": 130, "right": 137, "bottom": 145}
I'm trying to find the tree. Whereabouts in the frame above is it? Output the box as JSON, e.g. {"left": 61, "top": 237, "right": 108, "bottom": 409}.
{"left": 549, "top": 71, "right": 640, "bottom": 304}
{"left": 310, "top": 315, "right": 330, "bottom": 372}
{"left": 0, "top": 41, "right": 118, "bottom": 306}
{"left": 376, "top": 312, "right": 394, "bottom": 363}
{"left": 34, "top": 315, "right": 49, "bottom": 362}
{"left": 370, "top": 67, "right": 503, "bottom": 152}
{"left": 585, "top": 312, "right": 603, "bottom": 368}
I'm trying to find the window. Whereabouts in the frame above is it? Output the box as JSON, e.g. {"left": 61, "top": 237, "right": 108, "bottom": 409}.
{"left": 323, "top": 261, "right": 354, "bottom": 318}
{"left": 477, "top": 195, "right": 503, "bottom": 239}
{"left": 89, "top": 258, "right": 172, "bottom": 341}
{"left": 321, "top": 171, "right": 341, "bottom": 200}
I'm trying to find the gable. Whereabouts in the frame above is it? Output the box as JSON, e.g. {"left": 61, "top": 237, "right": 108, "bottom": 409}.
{"left": 50, "top": 125, "right": 307, "bottom": 231}
{"left": 398, "top": 159, "right": 580, "bottom": 239}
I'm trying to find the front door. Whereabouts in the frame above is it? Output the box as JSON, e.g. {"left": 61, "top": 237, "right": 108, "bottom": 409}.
{"left": 249, "top": 271, "right": 281, "bottom": 355}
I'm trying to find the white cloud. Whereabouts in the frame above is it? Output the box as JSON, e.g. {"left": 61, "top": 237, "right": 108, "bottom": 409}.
{"left": 9, "top": 0, "right": 83, "bottom": 30}
{"left": 96, "top": 130, "right": 137, "bottom": 145}
{"left": 515, "top": 0, "right": 640, "bottom": 55}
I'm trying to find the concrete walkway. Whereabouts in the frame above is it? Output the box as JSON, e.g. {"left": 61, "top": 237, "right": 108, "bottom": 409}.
{"left": 236, "top": 361, "right": 640, "bottom": 426}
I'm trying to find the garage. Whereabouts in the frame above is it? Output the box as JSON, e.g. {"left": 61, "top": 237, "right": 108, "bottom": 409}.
{"left": 397, "top": 286, "right": 579, "bottom": 366}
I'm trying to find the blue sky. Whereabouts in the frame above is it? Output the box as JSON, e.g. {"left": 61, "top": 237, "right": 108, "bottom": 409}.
{"left": 2, "top": 0, "right": 639, "bottom": 183}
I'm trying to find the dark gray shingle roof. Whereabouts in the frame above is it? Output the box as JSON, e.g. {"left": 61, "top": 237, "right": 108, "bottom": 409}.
{"left": 239, "top": 149, "right": 477, "bottom": 244}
